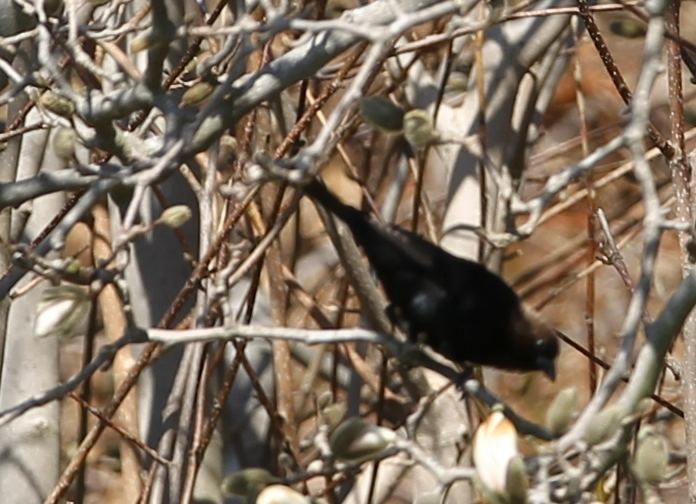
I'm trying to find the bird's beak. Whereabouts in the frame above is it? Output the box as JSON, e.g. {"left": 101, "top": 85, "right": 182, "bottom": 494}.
{"left": 537, "top": 356, "right": 556, "bottom": 381}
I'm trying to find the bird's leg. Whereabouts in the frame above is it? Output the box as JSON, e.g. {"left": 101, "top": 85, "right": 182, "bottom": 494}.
{"left": 387, "top": 306, "right": 424, "bottom": 345}
{"left": 385, "top": 303, "right": 399, "bottom": 327}
{"left": 385, "top": 304, "right": 412, "bottom": 337}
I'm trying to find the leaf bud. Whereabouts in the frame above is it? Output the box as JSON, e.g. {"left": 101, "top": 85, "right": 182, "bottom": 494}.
{"left": 40, "top": 91, "right": 75, "bottom": 118}
{"left": 545, "top": 387, "right": 578, "bottom": 436}
{"left": 158, "top": 205, "right": 192, "bottom": 229}
{"left": 180, "top": 81, "right": 215, "bottom": 107}
{"left": 632, "top": 427, "right": 668, "bottom": 485}
{"left": 221, "top": 468, "right": 278, "bottom": 497}
{"left": 359, "top": 96, "right": 404, "bottom": 132}
{"left": 584, "top": 404, "right": 625, "bottom": 446}
{"left": 505, "top": 455, "right": 529, "bottom": 504}
{"left": 403, "top": 109, "right": 437, "bottom": 149}
{"left": 130, "top": 25, "right": 174, "bottom": 53}
{"left": 52, "top": 127, "right": 77, "bottom": 161}
{"left": 320, "top": 402, "right": 347, "bottom": 431}
{"left": 609, "top": 19, "right": 646, "bottom": 39}
{"left": 316, "top": 390, "right": 334, "bottom": 410}
{"left": 329, "top": 417, "right": 395, "bottom": 463}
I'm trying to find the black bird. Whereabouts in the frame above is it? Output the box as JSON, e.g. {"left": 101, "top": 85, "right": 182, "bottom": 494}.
{"left": 304, "top": 179, "right": 559, "bottom": 380}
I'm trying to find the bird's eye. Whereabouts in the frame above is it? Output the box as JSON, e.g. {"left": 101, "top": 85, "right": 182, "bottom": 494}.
{"left": 535, "top": 338, "right": 545, "bottom": 348}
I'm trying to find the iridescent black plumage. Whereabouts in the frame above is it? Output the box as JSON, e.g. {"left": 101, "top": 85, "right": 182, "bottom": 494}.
{"left": 305, "top": 179, "right": 559, "bottom": 379}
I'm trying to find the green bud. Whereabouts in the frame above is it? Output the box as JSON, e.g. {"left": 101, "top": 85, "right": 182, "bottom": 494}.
{"left": 158, "top": 205, "right": 192, "bottom": 229}
{"left": 65, "top": 260, "right": 82, "bottom": 275}
{"left": 52, "top": 127, "right": 77, "bottom": 161}
{"left": 359, "top": 96, "right": 405, "bottom": 132}
{"left": 545, "top": 387, "right": 578, "bottom": 436}
{"left": 403, "top": 109, "right": 437, "bottom": 149}
{"left": 320, "top": 402, "right": 347, "bottom": 431}
{"left": 221, "top": 468, "right": 278, "bottom": 497}
{"left": 329, "top": 417, "right": 395, "bottom": 463}
{"left": 584, "top": 404, "right": 625, "bottom": 446}
{"left": 180, "top": 81, "right": 215, "bottom": 107}
{"left": 40, "top": 91, "right": 75, "bottom": 118}
{"left": 130, "top": 33, "right": 154, "bottom": 53}
{"left": 130, "top": 25, "right": 174, "bottom": 53}
{"left": 316, "top": 390, "right": 334, "bottom": 410}
{"left": 32, "top": 74, "right": 51, "bottom": 89}
{"left": 609, "top": 19, "right": 646, "bottom": 39}
{"left": 445, "top": 72, "right": 468, "bottom": 93}
{"left": 632, "top": 428, "right": 668, "bottom": 485}
{"left": 635, "top": 398, "right": 653, "bottom": 416}
{"left": 505, "top": 455, "right": 528, "bottom": 504}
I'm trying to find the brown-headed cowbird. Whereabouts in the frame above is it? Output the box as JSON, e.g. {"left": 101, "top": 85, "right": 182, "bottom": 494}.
{"left": 304, "top": 179, "right": 559, "bottom": 380}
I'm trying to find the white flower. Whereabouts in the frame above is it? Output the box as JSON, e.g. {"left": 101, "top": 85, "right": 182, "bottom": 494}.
{"left": 256, "top": 484, "right": 310, "bottom": 504}
{"left": 472, "top": 411, "right": 521, "bottom": 496}
{"left": 34, "top": 285, "right": 89, "bottom": 339}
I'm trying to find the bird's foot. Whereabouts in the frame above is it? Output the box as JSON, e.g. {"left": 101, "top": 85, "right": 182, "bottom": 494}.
{"left": 385, "top": 303, "right": 398, "bottom": 326}
{"left": 385, "top": 304, "right": 412, "bottom": 337}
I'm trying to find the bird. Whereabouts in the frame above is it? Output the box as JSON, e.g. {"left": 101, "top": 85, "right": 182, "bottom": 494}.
{"left": 303, "top": 178, "right": 559, "bottom": 380}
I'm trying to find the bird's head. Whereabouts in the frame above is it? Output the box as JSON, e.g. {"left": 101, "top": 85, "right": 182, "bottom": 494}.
{"left": 533, "top": 335, "right": 559, "bottom": 380}
{"left": 511, "top": 307, "right": 560, "bottom": 380}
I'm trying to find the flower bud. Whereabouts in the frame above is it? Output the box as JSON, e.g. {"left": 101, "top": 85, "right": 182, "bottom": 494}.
{"left": 320, "top": 402, "right": 347, "bottom": 431}
{"left": 472, "top": 411, "right": 520, "bottom": 497}
{"left": 180, "top": 81, "right": 215, "bottom": 107}
{"left": 52, "top": 127, "right": 77, "bottom": 161}
{"left": 632, "top": 427, "right": 668, "bottom": 485}
{"left": 329, "top": 417, "right": 395, "bottom": 463}
{"left": 158, "top": 205, "right": 192, "bottom": 229}
{"left": 218, "top": 135, "right": 238, "bottom": 169}
{"left": 403, "top": 109, "right": 437, "bottom": 149}
{"left": 505, "top": 455, "right": 528, "bottom": 504}
{"left": 256, "top": 484, "right": 309, "bottom": 504}
{"left": 40, "top": 91, "right": 75, "bottom": 118}
{"left": 545, "top": 387, "right": 578, "bottom": 436}
{"left": 584, "top": 404, "right": 625, "bottom": 446}
{"left": 359, "top": 96, "right": 404, "bottom": 132}
{"left": 446, "top": 72, "right": 468, "bottom": 94}
{"left": 65, "top": 260, "right": 82, "bottom": 276}
{"left": 35, "top": 285, "right": 90, "bottom": 339}
{"left": 316, "top": 390, "right": 334, "bottom": 410}
{"left": 130, "top": 26, "right": 173, "bottom": 53}
{"left": 221, "top": 468, "right": 278, "bottom": 497}
{"left": 635, "top": 398, "right": 653, "bottom": 416}
{"left": 609, "top": 19, "right": 646, "bottom": 39}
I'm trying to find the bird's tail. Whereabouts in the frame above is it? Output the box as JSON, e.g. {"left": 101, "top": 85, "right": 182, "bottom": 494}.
{"left": 303, "top": 179, "right": 366, "bottom": 229}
